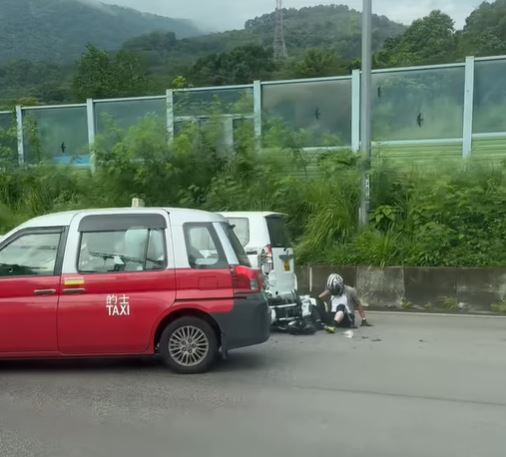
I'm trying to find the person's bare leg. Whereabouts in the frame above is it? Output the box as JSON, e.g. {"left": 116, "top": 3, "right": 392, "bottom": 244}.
{"left": 324, "top": 309, "right": 344, "bottom": 334}
{"left": 334, "top": 310, "right": 345, "bottom": 325}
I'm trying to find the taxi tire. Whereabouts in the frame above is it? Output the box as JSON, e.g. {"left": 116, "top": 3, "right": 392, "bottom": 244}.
{"left": 159, "top": 316, "right": 218, "bottom": 374}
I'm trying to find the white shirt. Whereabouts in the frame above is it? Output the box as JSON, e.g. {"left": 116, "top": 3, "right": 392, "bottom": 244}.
{"left": 331, "top": 293, "right": 350, "bottom": 313}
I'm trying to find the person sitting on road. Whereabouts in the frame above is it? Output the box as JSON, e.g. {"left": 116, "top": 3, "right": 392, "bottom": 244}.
{"left": 319, "top": 273, "right": 372, "bottom": 333}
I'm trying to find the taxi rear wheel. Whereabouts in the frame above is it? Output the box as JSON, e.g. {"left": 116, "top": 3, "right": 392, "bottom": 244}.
{"left": 159, "top": 316, "right": 218, "bottom": 374}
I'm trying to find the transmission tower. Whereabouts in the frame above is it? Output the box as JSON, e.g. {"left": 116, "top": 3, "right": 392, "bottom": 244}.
{"left": 273, "top": 0, "right": 288, "bottom": 60}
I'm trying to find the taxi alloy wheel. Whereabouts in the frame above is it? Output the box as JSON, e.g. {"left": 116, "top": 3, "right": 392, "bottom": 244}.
{"left": 160, "top": 316, "right": 218, "bottom": 374}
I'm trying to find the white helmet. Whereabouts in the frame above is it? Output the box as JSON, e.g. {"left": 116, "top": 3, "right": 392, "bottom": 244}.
{"left": 327, "top": 273, "right": 344, "bottom": 296}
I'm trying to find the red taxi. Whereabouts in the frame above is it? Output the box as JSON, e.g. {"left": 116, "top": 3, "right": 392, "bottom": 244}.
{"left": 0, "top": 208, "right": 270, "bottom": 373}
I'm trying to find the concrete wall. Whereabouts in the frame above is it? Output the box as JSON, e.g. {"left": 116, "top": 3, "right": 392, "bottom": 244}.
{"left": 297, "top": 266, "right": 506, "bottom": 312}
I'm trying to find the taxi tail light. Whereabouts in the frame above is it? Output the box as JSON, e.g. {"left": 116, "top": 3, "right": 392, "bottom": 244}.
{"left": 231, "top": 265, "right": 262, "bottom": 294}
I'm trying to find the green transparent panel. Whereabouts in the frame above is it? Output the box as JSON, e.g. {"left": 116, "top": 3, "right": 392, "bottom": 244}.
{"left": 373, "top": 142, "right": 462, "bottom": 163}
{"left": 95, "top": 98, "right": 165, "bottom": 134}
{"left": 22, "top": 107, "right": 89, "bottom": 165}
{"left": 94, "top": 99, "right": 166, "bottom": 153}
{"left": 174, "top": 120, "right": 193, "bottom": 136}
{"left": 262, "top": 79, "right": 352, "bottom": 147}
{"left": 372, "top": 67, "right": 465, "bottom": 141}
{"left": 472, "top": 138, "right": 506, "bottom": 160}
{"left": 0, "top": 112, "right": 14, "bottom": 130}
{"left": 0, "top": 112, "right": 17, "bottom": 165}
{"left": 473, "top": 60, "right": 506, "bottom": 133}
{"left": 174, "top": 88, "right": 253, "bottom": 116}
{"left": 233, "top": 118, "right": 254, "bottom": 135}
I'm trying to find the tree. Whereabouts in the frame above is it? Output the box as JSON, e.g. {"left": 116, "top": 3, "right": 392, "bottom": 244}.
{"left": 113, "top": 50, "right": 149, "bottom": 96}
{"left": 459, "top": 0, "right": 506, "bottom": 56}
{"left": 292, "top": 49, "right": 348, "bottom": 78}
{"left": 170, "top": 76, "right": 190, "bottom": 89}
{"left": 189, "top": 45, "right": 276, "bottom": 86}
{"left": 0, "top": 60, "right": 71, "bottom": 104}
{"left": 122, "top": 32, "right": 179, "bottom": 68}
{"left": 73, "top": 45, "right": 147, "bottom": 100}
{"left": 376, "top": 11, "right": 457, "bottom": 67}
{"left": 35, "top": 82, "right": 71, "bottom": 103}
{"left": 123, "top": 31, "right": 177, "bottom": 52}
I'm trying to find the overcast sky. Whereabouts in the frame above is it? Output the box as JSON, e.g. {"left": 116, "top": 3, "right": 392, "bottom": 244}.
{"left": 100, "top": 0, "right": 483, "bottom": 31}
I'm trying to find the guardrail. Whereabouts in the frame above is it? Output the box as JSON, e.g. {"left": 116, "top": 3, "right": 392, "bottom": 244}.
{"left": 1, "top": 54, "right": 506, "bottom": 167}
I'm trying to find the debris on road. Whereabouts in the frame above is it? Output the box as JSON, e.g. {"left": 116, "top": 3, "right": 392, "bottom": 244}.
{"left": 344, "top": 330, "right": 354, "bottom": 339}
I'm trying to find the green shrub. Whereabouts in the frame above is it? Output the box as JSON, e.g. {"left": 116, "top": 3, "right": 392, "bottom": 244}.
{"left": 2, "top": 118, "right": 506, "bottom": 269}
{"left": 0, "top": 124, "right": 18, "bottom": 168}
{"left": 491, "top": 301, "right": 506, "bottom": 314}
{"left": 401, "top": 299, "right": 413, "bottom": 311}
{"left": 440, "top": 296, "right": 459, "bottom": 312}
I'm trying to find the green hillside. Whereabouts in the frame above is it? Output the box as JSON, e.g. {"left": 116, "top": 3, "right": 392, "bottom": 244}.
{"left": 123, "top": 5, "right": 406, "bottom": 68}
{"left": 0, "top": 0, "right": 201, "bottom": 63}
{"left": 4, "top": 1, "right": 506, "bottom": 104}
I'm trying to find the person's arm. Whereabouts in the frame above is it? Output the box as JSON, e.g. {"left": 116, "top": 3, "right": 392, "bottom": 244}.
{"left": 357, "top": 302, "right": 367, "bottom": 320}
{"left": 319, "top": 289, "right": 331, "bottom": 312}
{"left": 351, "top": 288, "right": 372, "bottom": 326}
{"left": 319, "top": 289, "right": 331, "bottom": 301}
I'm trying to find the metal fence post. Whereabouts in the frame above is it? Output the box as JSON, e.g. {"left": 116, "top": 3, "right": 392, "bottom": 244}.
{"left": 15, "top": 105, "right": 24, "bottom": 165}
{"left": 351, "top": 69, "right": 361, "bottom": 152}
{"left": 166, "top": 89, "right": 175, "bottom": 143}
{"left": 359, "top": 0, "right": 372, "bottom": 227}
{"left": 224, "top": 117, "right": 234, "bottom": 151}
{"left": 86, "top": 98, "right": 96, "bottom": 172}
{"left": 462, "top": 56, "right": 475, "bottom": 158}
{"left": 253, "top": 80, "right": 262, "bottom": 152}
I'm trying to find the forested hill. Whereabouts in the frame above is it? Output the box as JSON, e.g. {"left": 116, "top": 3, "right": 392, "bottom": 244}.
{"left": 3, "top": 1, "right": 506, "bottom": 104}
{"left": 0, "top": 0, "right": 201, "bottom": 63}
{"left": 244, "top": 5, "right": 405, "bottom": 58}
{"left": 123, "top": 5, "right": 406, "bottom": 64}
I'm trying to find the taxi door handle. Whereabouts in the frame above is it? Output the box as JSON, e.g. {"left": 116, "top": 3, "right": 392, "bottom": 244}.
{"left": 62, "top": 288, "right": 86, "bottom": 295}
{"left": 33, "top": 289, "right": 57, "bottom": 296}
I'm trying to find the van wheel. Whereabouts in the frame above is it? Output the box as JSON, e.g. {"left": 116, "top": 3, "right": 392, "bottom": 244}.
{"left": 159, "top": 317, "right": 218, "bottom": 374}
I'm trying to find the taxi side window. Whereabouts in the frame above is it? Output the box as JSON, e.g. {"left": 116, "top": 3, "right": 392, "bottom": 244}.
{"left": 78, "top": 228, "right": 166, "bottom": 274}
{"left": 0, "top": 232, "right": 61, "bottom": 277}
{"left": 184, "top": 224, "right": 228, "bottom": 269}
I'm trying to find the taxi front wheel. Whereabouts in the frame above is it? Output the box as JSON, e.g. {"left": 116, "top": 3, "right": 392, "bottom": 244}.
{"left": 159, "top": 316, "right": 218, "bottom": 374}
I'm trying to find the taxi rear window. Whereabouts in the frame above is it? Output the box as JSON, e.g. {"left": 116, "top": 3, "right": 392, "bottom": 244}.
{"left": 223, "top": 223, "right": 250, "bottom": 267}
{"left": 184, "top": 223, "right": 228, "bottom": 270}
{"left": 226, "top": 217, "right": 249, "bottom": 247}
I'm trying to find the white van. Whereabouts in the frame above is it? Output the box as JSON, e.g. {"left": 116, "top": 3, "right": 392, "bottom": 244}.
{"left": 219, "top": 212, "right": 300, "bottom": 327}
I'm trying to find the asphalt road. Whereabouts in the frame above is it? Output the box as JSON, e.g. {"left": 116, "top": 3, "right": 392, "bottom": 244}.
{"left": 1, "top": 312, "right": 506, "bottom": 457}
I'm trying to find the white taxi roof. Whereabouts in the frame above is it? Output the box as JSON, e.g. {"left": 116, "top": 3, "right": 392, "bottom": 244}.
{"left": 13, "top": 208, "right": 226, "bottom": 231}
{"left": 219, "top": 211, "right": 286, "bottom": 218}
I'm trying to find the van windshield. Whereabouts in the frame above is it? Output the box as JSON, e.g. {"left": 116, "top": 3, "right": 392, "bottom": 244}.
{"left": 222, "top": 223, "right": 251, "bottom": 267}
{"left": 265, "top": 215, "right": 291, "bottom": 248}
